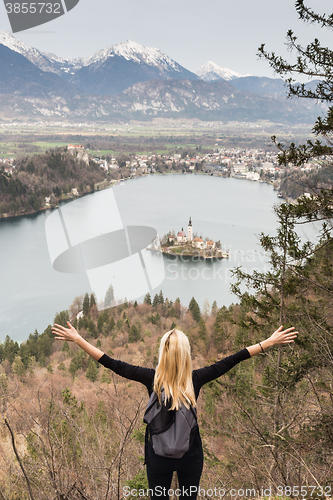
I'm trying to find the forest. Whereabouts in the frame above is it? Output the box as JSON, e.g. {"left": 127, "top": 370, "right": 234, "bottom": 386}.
{"left": 278, "top": 164, "right": 333, "bottom": 200}
{"left": 0, "top": 148, "right": 115, "bottom": 217}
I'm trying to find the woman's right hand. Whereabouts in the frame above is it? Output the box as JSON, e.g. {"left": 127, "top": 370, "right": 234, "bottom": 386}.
{"left": 52, "top": 322, "right": 81, "bottom": 343}
{"left": 268, "top": 325, "right": 298, "bottom": 347}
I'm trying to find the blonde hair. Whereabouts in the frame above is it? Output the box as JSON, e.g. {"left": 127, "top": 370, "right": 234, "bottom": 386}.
{"left": 153, "top": 329, "right": 196, "bottom": 410}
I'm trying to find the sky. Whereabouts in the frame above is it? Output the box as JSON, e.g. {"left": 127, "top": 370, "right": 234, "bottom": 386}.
{"left": 0, "top": 0, "right": 332, "bottom": 76}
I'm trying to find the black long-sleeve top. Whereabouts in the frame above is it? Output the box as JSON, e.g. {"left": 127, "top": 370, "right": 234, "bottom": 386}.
{"left": 98, "top": 348, "right": 250, "bottom": 462}
{"left": 98, "top": 348, "right": 251, "bottom": 399}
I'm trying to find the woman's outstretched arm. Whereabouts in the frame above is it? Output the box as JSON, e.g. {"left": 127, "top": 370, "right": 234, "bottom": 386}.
{"left": 52, "top": 322, "right": 155, "bottom": 389}
{"left": 52, "top": 322, "right": 104, "bottom": 361}
{"left": 246, "top": 325, "right": 298, "bottom": 357}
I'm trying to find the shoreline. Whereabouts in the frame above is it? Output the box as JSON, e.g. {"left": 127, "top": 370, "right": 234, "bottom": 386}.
{"left": 0, "top": 172, "right": 277, "bottom": 222}
{"left": 162, "top": 249, "right": 229, "bottom": 260}
{"left": 0, "top": 184, "right": 110, "bottom": 221}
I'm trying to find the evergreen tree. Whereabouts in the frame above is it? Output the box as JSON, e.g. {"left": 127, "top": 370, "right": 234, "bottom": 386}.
{"left": 158, "top": 290, "right": 164, "bottom": 305}
{"left": 86, "top": 358, "right": 98, "bottom": 382}
{"left": 100, "top": 368, "right": 111, "bottom": 384}
{"left": 174, "top": 297, "right": 181, "bottom": 318}
{"left": 61, "top": 341, "right": 70, "bottom": 353}
{"left": 90, "top": 293, "right": 96, "bottom": 308}
{"left": 35, "top": 326, "right": 54, "bottom": 361}
{"left": 2, "top": 335, "right": 19, "bottom": 363}
{"left": 213, "top": 306, "right": 229, "bottom": 351}
{"left": 258, "top": 0, "right": 333, "bottom": 257}
{"left": 82, "top": 293, "right": 90, "bottom": 316}
{"left": 144, "top": 293, "right": 152, "bottom": 305}
{"left": 258, "top": 1, "right": 333, "bottom": 166}
{"left": 211, "top": 300, "right": 218, "bottom": 316}
{"left": 109, "top": 316, "right": 115, "bottom": 331}
{"left": 54, "top": 310, "right": 69, "bottom": 326}
{"left": 128, "top": 324, "right": 141, "bottom": 343}
{"left": 188, "top": 297, "right": 201, "bottom": 323}
{"left": 98, "top": 311, "right": 108, "bottom": 332}
{"left": 27, "top": 356, "right": 37, "bottom": 373}
{"left": 12, "top": 356, "right": 25, "bottom": 376}
{"left": 87, "top": 319, "right": 97, "bottom": 339}
{"left": 104, "top": 284, "right": 114, "bottom": 309}
{"left": 152, "top": 293, "right": 159, "bottom": 308}
{"left": 69, "top": 351, "right": 87, "bottom": 377}
{"left": 230, "top": 199, "right": 333, "bottom": 486}
{"left": 198, "top": 318, "right": 208, "bottom": 347}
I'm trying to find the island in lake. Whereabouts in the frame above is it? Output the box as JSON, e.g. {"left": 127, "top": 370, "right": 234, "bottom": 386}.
{"left": 161, "top": 217, "right": 229, "bottom": 259}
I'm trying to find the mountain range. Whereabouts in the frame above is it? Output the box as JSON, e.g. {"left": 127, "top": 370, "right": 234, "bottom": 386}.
{"left": 196, "top": 61, "right": 249, "bottom": 82}
{"left": 0, "top": 31, "right": 323, "bottom": 123}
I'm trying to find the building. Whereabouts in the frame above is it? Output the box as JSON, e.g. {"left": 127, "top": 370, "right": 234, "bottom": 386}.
{"left": 177, "top": 228, "right": 187, "bottom": 243}
{"left": 192, "top": 236, "right": 205, "bottom": 249}
{"left": 172, "top": 218, "right": 215, "bottom": 250}
{"left": 187, "top": 217, "right": 193, "bottom": 242}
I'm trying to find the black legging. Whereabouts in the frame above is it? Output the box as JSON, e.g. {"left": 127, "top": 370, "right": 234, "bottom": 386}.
{"left": 146, "top": 447, "right": 204, "bottom": 500}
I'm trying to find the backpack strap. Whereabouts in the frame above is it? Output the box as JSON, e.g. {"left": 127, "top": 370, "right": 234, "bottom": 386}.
{"left": 144, "top": 391, "right": 159, "bottom": 416}
{"left": 190, "top": 404, "right": 197, "bottom": 422}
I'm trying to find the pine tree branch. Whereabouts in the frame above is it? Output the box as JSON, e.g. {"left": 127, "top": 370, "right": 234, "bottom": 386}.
{"left": 295, "top": 0, "right": 333, "bottom": 28}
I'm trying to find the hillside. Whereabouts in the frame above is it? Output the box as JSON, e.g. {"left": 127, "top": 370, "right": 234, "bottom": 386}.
{"left": 0, "top": 148, "right": 115, "bottom": 217}
{"left": 0, "top": 44, "right": 80, "bottom": 98}
{"left": 278, "top": 163, "right": 333, "bottom": 199}
{"left": 0, "top": 79, "right": 325, "bottom": 123}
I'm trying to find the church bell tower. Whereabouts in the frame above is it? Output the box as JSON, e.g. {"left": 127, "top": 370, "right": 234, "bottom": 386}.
{"left": 187, "top": 216, "right": 193, "bottom": 242}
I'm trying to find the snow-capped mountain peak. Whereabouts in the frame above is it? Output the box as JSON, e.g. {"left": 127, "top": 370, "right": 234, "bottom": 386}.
{"left": 0, "top": 30, "right": 43, "bottom": 61}
{"left": 81, "top": 39, "right": 180, "bottom": 71}
{"left": 197, "top": 61, "right": 250, "bottom": 81}
{"left": 0, "top": 30, "right": 78, "bottom": 72}
{"left": 0, "top": 31, "right": 195, "bottom": 86}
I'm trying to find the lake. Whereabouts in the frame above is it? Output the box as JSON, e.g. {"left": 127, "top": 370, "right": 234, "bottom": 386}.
{"left": 0, "top": 174, "right": 281, "bottom": 342}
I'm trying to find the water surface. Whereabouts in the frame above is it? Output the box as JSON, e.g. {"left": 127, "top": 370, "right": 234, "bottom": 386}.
{"left": 0, "top": 174, "right": 280, "bottom": 342}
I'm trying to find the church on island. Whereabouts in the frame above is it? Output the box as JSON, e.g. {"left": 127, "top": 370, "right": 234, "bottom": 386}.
{"left": 168, "top": 217, "right": 216, "bottom": 250}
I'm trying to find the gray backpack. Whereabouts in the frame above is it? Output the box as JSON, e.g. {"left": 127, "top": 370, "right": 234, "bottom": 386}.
{"left": 143, "top": 391, "right": 197, "bottom": 458}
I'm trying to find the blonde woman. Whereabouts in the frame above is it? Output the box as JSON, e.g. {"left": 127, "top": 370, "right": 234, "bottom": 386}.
{"left": 52, "top": 322, "right": 297, "bottom": 500}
